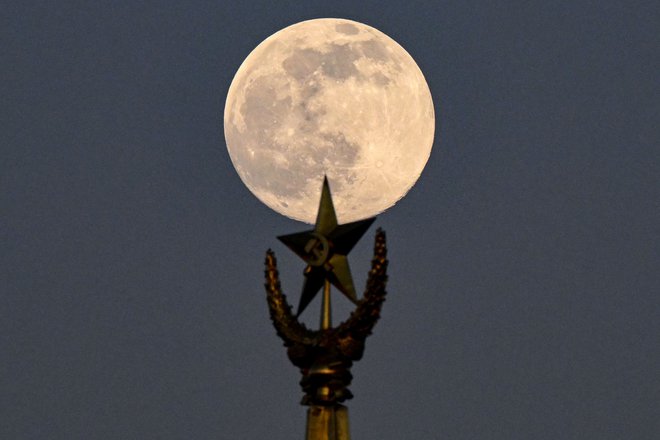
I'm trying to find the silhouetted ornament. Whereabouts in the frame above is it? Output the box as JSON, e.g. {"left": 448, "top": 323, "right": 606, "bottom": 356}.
{"left": 265, "top": 177, "right": 388, "bottom": 408}
{"left": 278, "top": 177, "right": 375, "bottom": 316}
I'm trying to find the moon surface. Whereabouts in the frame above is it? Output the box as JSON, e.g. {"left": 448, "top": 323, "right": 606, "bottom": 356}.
{"left": 224, "top": 18, "right": 435, "bottom": 224}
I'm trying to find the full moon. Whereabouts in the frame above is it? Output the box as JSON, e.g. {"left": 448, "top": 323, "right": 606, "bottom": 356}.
{"left": 224, "top": 18, "right": 434, "bottom": 224}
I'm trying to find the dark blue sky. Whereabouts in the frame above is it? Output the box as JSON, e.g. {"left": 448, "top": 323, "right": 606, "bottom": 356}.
{"left": 2, "top": 1, "right": 659, "bottom": 439}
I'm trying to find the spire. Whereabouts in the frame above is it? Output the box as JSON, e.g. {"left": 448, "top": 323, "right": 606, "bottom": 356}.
{"left": 306, "top": 405, "right": 350, "bottom": 440}
{"left": 266, "top": 177, "right": 389, "bottom": 440}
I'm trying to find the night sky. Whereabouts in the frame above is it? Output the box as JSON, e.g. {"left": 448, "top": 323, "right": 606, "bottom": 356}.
{"left": 3, "top": 1, "right": 659, "bottom": 439}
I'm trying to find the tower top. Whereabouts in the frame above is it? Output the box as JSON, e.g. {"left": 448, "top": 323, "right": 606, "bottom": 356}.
{"left": 265, "top": 178, "right": 389, "bottom": 439}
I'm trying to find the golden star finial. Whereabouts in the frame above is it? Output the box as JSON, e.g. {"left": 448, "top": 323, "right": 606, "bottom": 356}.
{"left": 278, "top": 177, "right": 375, "bottom": 316}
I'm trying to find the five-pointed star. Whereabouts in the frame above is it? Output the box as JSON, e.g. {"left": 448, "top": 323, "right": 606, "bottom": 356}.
{"left": 278, "top": 177, "right": 375, "bottom": 317}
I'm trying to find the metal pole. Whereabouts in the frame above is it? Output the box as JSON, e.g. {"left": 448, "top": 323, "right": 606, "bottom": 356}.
{"left": 305, "top": 404, "right": 350, "bottom": 440}
{"left": 320, "top": 279, "right": 332, "bottom": 330}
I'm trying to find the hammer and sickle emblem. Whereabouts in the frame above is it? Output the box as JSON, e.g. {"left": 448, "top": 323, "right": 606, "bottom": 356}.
{"left": 304, "top": 233, "right": 330, "bottom": 266}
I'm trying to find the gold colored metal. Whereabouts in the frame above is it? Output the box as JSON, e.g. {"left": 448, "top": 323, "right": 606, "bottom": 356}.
{"left": 265, "top": 228, "right": 388, "bottom": 406}
{"left": 277, "top": 177, "right": 375, "bottom": 316}
{"left": 265, "top": 178, "right": 388, "bottom": 440}
{"left": 321, "top": 280, "right": 332, "bottom": 330}
{"left": 306, "top": 405, "right": 350, "bottom": 440}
